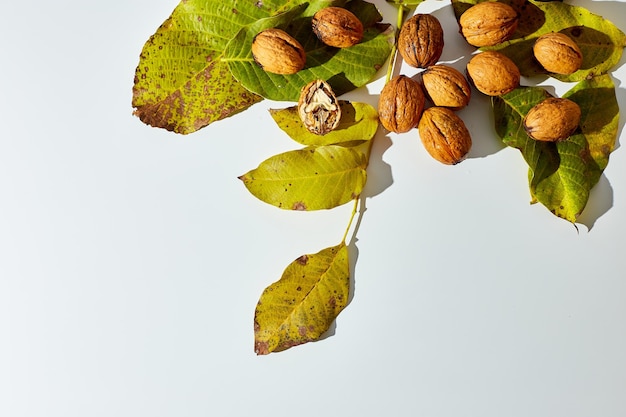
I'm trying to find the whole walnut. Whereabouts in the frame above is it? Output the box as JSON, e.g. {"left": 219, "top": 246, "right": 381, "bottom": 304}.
{"left": 421, "top": 65, "right": 471, "bottom": 110}
{"left": 251, "top": 28, "right": 306, "bottom": 75}
{"left": 466, "top": 51, "right": 520, "bottom": 96}
{"left": 312, "top": 7, "right": 364, "bottom": 48}
{"left": 533, "top": 32, "right": 583, "bottom": 75}
{"left": 418, "top": 107, "right": 472, "bottom": 165}
{"left": 298, "top": 79, "right": 341, "bottom": 135}
{"left": 378, "top": 75, "right": 425, "bottom": 133}
{"left": 398, "top": 14, "right": 444, "bottom": 68}
{"left": 459, "top": 1, "right": 519, "bottom": 47}
{"left": 523, "top": 97, "right": 581, "bottom": 142}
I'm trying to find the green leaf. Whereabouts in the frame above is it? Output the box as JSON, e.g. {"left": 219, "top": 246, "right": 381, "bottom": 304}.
{"left": 239, "top": 144, "right": 368, "bottom": 210}
{"left": 492, "top": 75, "right": 619, "bottom": 222}
{"left": 254, "top": 243, "right": 350, "bottom": 355}
{"left": 385, "top": 0, "right": 425, "bottom": 8}
{"left": 452, "top": 0, "right": 626, "bottom": 82}
{"left": 132, "top": 0, "right": 311, "bottom": 134}
{"left": 225, "top": 0, "right": 394, "bottom": 101}
{"left": 269, "top": 101, "right": 379, "bottom": 146}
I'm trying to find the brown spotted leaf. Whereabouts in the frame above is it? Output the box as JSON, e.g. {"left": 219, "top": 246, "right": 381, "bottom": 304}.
{"left": 254, "top": 243, "right": 350, "bottom": 355}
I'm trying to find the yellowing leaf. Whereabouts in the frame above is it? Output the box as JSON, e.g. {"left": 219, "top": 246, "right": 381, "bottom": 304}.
{"left": 269, "top": 101, "right": 379, "bottom": 146}
{"left": 254, "top": 243, "right": 350, "bottom": 355}
{"left": 239, "top": 144, "right": 368, "bottom": 210}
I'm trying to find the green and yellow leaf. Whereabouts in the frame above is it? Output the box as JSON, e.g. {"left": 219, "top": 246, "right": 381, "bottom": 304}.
{"left": 225, "top": 0, "right": 393, "bottom": 102}
{"left": 492, "top": 74, "right": 619, "bottom": 222}
{"left": 239, "top": 144, "right": 368, "bottom": 210}
{"left": 269, "top": 101, "right": 379, "bottom": 146}
{"left": 254, "top": 243, "right": 350, "bottom": 355}
{"left": 452, "top": 0, "right": 626, "bottom": 82}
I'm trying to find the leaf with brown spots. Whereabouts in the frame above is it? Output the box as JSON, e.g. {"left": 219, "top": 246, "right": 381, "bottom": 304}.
{"left": 238, "top": 143, "right": 368, "bottom": 210}
{"left": 254, "top": 243, "right": 350, "bottom": 355}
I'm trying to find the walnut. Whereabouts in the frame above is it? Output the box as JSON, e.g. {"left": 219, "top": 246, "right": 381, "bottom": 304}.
{"left": 421, "top": 65, "right": 471, "bottom": 110}
{"left": 418, "top": 107, "right": 472, "bottom": 165}
{"left": 523, "top": 97, "right": 581, "bottom": 142}
{"left": 378, "top": 75, "right": 425, "bottom": 133}
{"left": 397, "top": 14, "right": 444, "bottom": 68}
{"left": 251, "top": 28, "right": 306, "bottom": 75}
{"left": 297, "top": 79, "right": 341, "bottom": 135}
{"left": 312, "top": 7, "right": 364, "bottom": 48}
{"left": 459, "top": 1, "right": 519, "bottom": 47}
{"left": 466, "top": 51, "right": 520, "bottom": 96}
{"left": 533, "top": 32, "right": 583, "bottom": 75}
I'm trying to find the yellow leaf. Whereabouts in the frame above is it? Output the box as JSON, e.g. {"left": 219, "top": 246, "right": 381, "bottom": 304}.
{"left": 254, "top": 243, "right": 350, "bottom": 355}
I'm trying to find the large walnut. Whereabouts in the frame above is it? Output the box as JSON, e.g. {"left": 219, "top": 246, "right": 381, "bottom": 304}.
{"left": 533, "top": 32, "right": 583, "bottom": 75}
{"left": 418, "top": 107, "right": 472, "bottom": 165}
{"left": 378, "top": 75, "right": 425, "bottom": 133}
{"left": 459, "top": 2, "right": 519, "bottom": 47}
{"left": 466, "top": 51, "right": 520, "bottom": 96}
{"left": 251, "top": 28, "right": 306, "bottom": 75}
{"left": 397, "top": 14, "right": 444, "bottom": 68}
{"left": 312, "top": 7, "right": 364, "bottom": 48}
{"left": 421, "top": 65, "right": 471, "bottom": 110}
{"left": 523, "top": 97, "right": 581, "bottom": 142}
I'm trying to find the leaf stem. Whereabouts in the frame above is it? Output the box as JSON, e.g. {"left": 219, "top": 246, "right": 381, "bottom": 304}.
{"left": 385, "top": 5, "right": 406, "bottom": 84}
{"left": 342, "top": 197, "right": 360, "bottom": 244}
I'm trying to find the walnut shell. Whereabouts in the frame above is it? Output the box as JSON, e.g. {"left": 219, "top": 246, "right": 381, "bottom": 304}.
{"left": 418, "top": 107, "right": 472, "bottom": 165}
{"left": 251, "top": 28, "right": 306, "bottom": 75}
{"left": 466, "top": 51, "right": 520, "bottom": 96}
{"left": 397, "top": 14, "right": 444, "bottom": 68}
{"left": 312, "top": 7, "right": 364, "bottom": 48}
{"left": 421, "top": 65, "right": 471, "bottom": 110}
{"left": 378, "top": 75, "right": 425, "bottom": 133}
{"left": 459, "top": 1, "right": 519, "bottom": 47}
{"left": 297, "top": 79, "right": 341, "bottom": 135}
{"left": 523, "top": 97, "right": 581, "bottom": 142}
{"left": 533, "top": 32, "right": 583, "bottom": 75}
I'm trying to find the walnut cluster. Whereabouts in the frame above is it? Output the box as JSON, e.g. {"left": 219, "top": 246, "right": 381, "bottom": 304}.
{"left": 378, "top": 13, "right": 473, "bottom": 165}
{"left": 251, "top": 6, "right": 363, "bottom": 76}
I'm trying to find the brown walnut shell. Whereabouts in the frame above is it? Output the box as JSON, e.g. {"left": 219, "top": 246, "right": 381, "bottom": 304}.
{"left": 466, "top": 51, "right": 520, "bottom": 96}
{"left": 421, "top": 65, "right": 471, "bottom": 110}
{"left": 418, "top": 107, "right": 472, "bottom": 165}
{"left": 459, "top": 1, "right": 519, "bottom": 47}
{"left": 523, "top": 97, "right": 581, "bottom": 142}
{"left": 297, "top": 79, "right": 341, "bottom": 135}
{"left": 251, "top": 28, "right": 306, "bottom": 75}
{"left": 312, "top": 7, "right": 364, "bottom": 48}
{"left": 533, "top": 32, "right": 583, "bottom": 75}
{"left": 397, "top": 14, "right": 444, "bottom": 68}
{"left": 378, "top": 75, "right": 425, "bottom": 133}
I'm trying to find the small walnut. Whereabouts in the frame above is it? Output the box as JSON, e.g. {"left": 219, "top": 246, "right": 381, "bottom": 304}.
{"left": 421, "top": 65, "right": 471, "bottom": 110}
{"left": 418, "top": 107, "right": 472, "bottom": 165}
{"left": 397, "top": 14, "right": 444, "bottom": 68}
{"left": 378, "top": 75, "right": 425, "bottom": 133}
{"left": 251, "top": 28, "right": 306, "bottom": 75}
{"left": 312, "top": 7, "right": 364, "bottom": 48}
{"left": 466, "top": 51, "right": 520, "bottom": 96}
{"left": 298, "top": 79, "right": 341, "bottom": 135}
{"left": 459, "top": 1, "right": 519, "bottom": 47}
{"left": 523, "top": 97, "right": 581, "bottom": 142}
{"left": 533, "top": 32, "right": 583, "bottom": 75}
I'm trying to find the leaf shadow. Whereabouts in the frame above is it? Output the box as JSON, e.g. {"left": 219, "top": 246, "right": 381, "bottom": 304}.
{"left": 577, "top": 173, "right": 613, "bottom": 231}
{"left": 318, "top": 129, "right": 393, "bottom": 343}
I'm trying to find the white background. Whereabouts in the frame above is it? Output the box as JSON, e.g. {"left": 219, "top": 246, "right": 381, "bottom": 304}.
{"left": 1, "top": 0, "right": 625, "bottom": 416}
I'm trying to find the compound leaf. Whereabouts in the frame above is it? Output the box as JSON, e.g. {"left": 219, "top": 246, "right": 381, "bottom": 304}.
{"left": 239, "top": 144, "right": 368, "bottom": 210}
{"left": 254, "top": 243, "right": 350, "bottom": 355}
